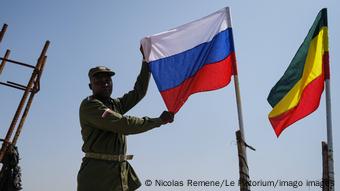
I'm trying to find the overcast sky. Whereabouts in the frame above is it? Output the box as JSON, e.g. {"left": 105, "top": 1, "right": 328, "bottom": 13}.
{"left": 1, "top": 1, "right": 339, "bottom": 190}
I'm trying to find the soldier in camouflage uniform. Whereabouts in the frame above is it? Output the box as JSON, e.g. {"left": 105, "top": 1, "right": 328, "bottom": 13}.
{"left": 77, "top": 53, "right": 174, "bottom": 191}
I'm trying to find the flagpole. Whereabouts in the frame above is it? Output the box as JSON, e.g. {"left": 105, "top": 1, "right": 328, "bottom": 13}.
{"left": 226, "top": 7, "right": 247, "bottom": 159}
{"left": 231, "top": 27, "right": 251, "bottom": 191}
{"left": 226, "top": 8, "right": 251, "bottom": 191}
{"left": 233, "top": 74, "right": 246, "bottom": 148}
{"left": 325, "top": 78, "right": 334, "bottom": 190}
{"left": 324, "top": 9, "right": 334, "bottom": 189}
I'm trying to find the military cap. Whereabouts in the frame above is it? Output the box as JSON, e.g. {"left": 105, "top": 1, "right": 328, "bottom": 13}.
{"left": 88, "top": 66, "right": 115, "bottom": 78}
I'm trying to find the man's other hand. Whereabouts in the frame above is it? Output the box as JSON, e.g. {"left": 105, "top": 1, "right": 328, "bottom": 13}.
{"left": 159, "top": 111, "right": 174, "bottom": 124}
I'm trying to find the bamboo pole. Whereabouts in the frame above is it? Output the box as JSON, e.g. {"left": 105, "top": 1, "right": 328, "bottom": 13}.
{"left": 0, "top": 41, "right": 49, "bottom": 162}
{"left": 322, "top": 142, "right": 330, "bottom": 191}
{"left": 0, "top": 50, "right": 10, "bottom": 75}
{"left": 0, "top": 24, "right": 7, "bottom": 43}
{"left": 236, "top": 130, "right": 250, "bottom": 191}
{"left": 12, "top": 56, "right": 47, "bottom": 145}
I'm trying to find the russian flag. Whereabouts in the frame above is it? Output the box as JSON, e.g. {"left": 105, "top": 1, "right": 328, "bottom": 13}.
{"left": 141, "top": 7, "right": 236, "bottom": 113}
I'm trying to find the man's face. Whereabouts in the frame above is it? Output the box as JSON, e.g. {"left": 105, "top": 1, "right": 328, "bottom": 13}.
{"left": 90, "top": 72, "right": 113, "bottom": 99}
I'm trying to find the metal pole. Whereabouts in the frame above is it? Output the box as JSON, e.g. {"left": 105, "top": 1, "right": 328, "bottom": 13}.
{"left": 233, "top": 74, "right": 246, "bottom": 145}
{"left": 226, "top": 8, "right": 250, "bottom": 191}
{"left": 323, "top": 43, "right": 334, "bottom": 190}
{"left": 0, "top": 82, "right": 27, "bottom": 91}
{"left": 325, "top": 79, "right": 334, "bottom": 191}
{"left": 0, "top": 57, "right": 35, "bottom": 69}
{"left": 226, "top": 6, "right": 248, "bottom": 160}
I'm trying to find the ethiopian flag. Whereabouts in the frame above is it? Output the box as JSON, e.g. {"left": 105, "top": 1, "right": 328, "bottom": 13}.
{"left": 267, "top": 8, "right": 329, "bottom": 137}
